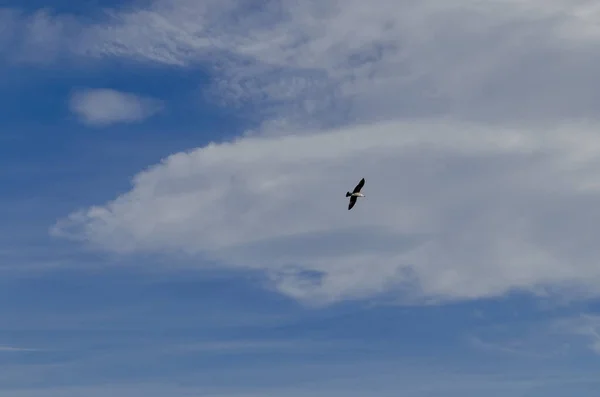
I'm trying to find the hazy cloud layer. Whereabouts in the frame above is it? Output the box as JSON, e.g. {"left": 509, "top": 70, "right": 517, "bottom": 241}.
{"left": 69, "top": 88, "right": 164, "bottom": 126}
{"left": 0, "top": 8, "right": 79, "bottom": 63}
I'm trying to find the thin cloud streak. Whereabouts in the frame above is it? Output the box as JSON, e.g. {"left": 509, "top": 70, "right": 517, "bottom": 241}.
{"left": 0, "top": 346, "right": 40, "bottom": 352}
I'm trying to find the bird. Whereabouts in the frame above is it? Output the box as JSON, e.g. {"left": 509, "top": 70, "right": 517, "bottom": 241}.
{"left": 346, "top": 177, "right": 365, "bottom": 210}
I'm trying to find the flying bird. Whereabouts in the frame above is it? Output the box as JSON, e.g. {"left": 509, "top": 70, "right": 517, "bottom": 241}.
{"left": 346, "top": 177, "right": 366, "bottom": 210}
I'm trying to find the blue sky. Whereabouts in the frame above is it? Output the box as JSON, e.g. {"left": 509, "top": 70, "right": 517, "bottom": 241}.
{"left": 2, "top": 0, "right": 600, "bottom": 396}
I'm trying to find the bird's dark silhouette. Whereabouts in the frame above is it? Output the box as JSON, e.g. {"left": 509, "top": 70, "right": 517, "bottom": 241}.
{"left": 346, "top": 178, "right": 366, "bottom": 210}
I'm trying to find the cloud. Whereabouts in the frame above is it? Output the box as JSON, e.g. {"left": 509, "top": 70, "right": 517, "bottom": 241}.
{"left": 4, "top": 370, "right": 591, "bottom": 397}
{"left": 170, "top": 339, "right": 332, "bottom": 354}
{"left": 68, "top": 88, "right": 164, "bottom": 126}
{"left": 468, "top": 322, "right": 572, "bottom": 359}
{"left": 51, "top": 118, "right": 600, "bottom": 305}
{"left": 0, "top": 346, "right": 38, "bottom": 352}
{"left": 8, "top": 1, "right": 600, "bottom": 126}
{"left": 469, "top": 313, "right": 600, "bottom": 358}
{"left": 28, "top": 0, "right": 600, "bottom": 305}
{"left": 555, "top": 314, "right": 600, "bottom": 354}
{"left": 61, "top": 0, "right": 600, "bottom": 127}
{"left": 0, "top": 8, "right": 80, "bottom": 64}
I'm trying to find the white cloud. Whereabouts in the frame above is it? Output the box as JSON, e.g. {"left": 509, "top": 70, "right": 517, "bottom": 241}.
{"left": 8, "top": 1, "right": 600, "bottom": 125}
{"left": 68, "top": 88, "right": 164, "bottom": 126}
{"left": 64, "top": 0, "right": 600, "bottom": 127}
{"left": 51, "top": 118, "right": 600, "bottom": 305}
{"left": 24, "top": 0, "right": 600, "bottom": 305}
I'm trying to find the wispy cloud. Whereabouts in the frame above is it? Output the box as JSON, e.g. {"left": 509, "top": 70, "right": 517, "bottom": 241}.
{"left": 169, "top": 339, "right": 332, "bottom": 354}
{"left": 68, "top": 88, "right": 164, "bottom": 127}
{"left": 468, "top": 312, "right": 600, "bottom": 358}
{"left": 468, "top": 331, "right": 570, "bottom": 359}
{"left": 0, "top": 345, "right": 39, "bottom": 352}
{"left": 3, "top": 366, "right": 600, "bottom": 397}
{"left": 0, "top": 8, "right": 79, "bottom": 64}
{"left": 8, "top": 1, "right": 600, "bottom": 126}
{"left": 60, "top": 0, "right": 600, "bottom": 127}
{"left": 555, "top": 314, "right": 600, "bottom": 354}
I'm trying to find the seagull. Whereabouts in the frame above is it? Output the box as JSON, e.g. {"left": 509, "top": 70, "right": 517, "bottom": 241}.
{"left": 346, "top": 177, "right": 366, "bottom": 210}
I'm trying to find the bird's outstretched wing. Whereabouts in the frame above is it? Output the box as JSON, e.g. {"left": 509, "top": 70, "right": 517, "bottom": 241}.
{"left": 348, "top": 196, "right": 357, "bottom": 210}
{"left": 352, "top": 178, "right": 365, "bottom": 193}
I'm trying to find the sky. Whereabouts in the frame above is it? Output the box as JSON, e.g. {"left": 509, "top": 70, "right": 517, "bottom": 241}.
{"left": 2, "top": 0, "right": 600, "bottom": 396}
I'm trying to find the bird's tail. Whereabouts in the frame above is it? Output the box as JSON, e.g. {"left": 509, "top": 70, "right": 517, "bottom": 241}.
{"left": 346, "top": 191, "right": 351, "bottom": 197}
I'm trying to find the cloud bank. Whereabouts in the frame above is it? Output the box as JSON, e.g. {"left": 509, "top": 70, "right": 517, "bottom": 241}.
{"left": 69, "top": 88, "right": 164, "bottom": 126}
{"left": 52, "top": 118, "right": 600, "bottom": 304}
{"left": 35, "top": 0, "right": 600, "bottom": 304}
